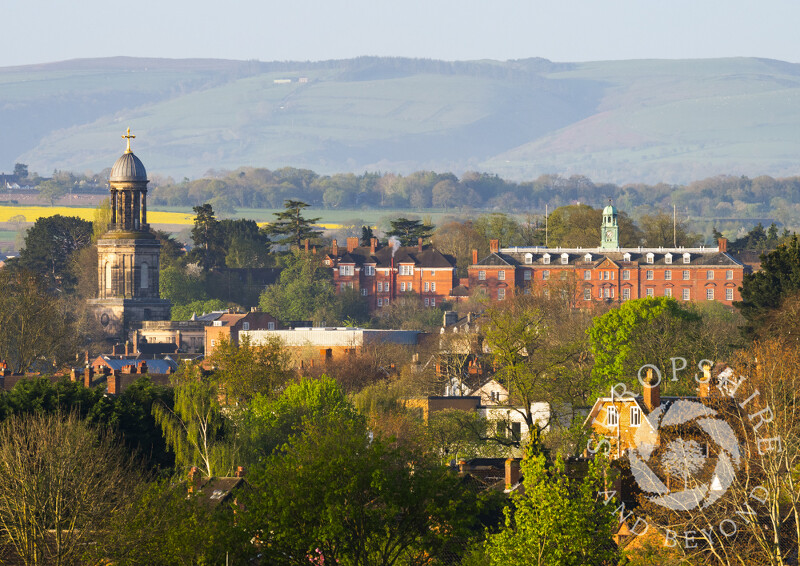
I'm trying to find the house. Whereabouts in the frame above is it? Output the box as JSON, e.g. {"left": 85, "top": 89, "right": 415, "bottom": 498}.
{"left": 187, "top": 465, "right": 247, "bottom": 510}
{"left": 469, "top": 205, "right": 747, "bottom": 305}
{"left": 325, "top": 237, "right": 457, "bottom": 311}
{"left": 205, "top": 309, "right": 282, "bottom": 355}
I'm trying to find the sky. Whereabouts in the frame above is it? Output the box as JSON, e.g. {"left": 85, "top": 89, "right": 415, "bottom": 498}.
{"left": 1, "top": 0, "right": 798, "bottom": 67}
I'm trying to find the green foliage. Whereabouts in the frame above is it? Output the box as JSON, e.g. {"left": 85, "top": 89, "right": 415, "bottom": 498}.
{"left": 37, "top": 179, "right": 67, "bottom": 205}
{"left": 736, "top": 236, "right": 800, "bottom": 326}
{"left": 547, "top": 204, "right": 642, "bottom": 247}
{"left": 258, "top": 249, "right": 335, "bottom": 323}
{"left": 474, "top": 213, "right": 524, "bottom": 247}
{"left": 485, "top": 450, "right": 620, "bottom": 566}
{"left": 0, "top": 270, "right": 77, "bottom": 373}
{"left": 188, "top": 203, "right": 224, "bottom": 270}
{"left": 159, "top": 265, "right": 208, "bottom": 306}
{"left": 639, "top": 211, "right": 701, "bottom": 247}
{"left": 12, "top": 214, "right": 93, "bottom": 291}
{"left": 152, "top": 365, "right": 236, "bottom": 477}
{"left": 371, "top": 292, "right": 445, "bottom": 330}
{"left": 153, "top": 229, "right": 185, "bottom": 269}
{"left": 588, "top": 297, "right": 701, "bottom": 391}
{"left": 13, "top": 163, "right": 28, "bottom": 178}
{"left": 241, "top": 376, "right": 360, "bottom": 464}
{"left": 207, "top": 336, "right": 294, "bottom": 404}
{"left": 2, "top": 376, "right": 174, "bottom": 472}
{"left": 241, "top": 401, "right": 487, "bottom": 566}
{"left": 386, "top": 217, "right": 434, "bottom": 246}
{"left": 94, "top": 480, "right": 256, "bottom": 565}
{"left": 265, "top": 199, "right": 321, "bottom": 248}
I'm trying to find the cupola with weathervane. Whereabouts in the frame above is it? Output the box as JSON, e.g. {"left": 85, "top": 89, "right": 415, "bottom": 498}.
{"left": 600, "top": 201, "right": 619, "bottom": 250}
{"left": 89, "top": 129, "right": 170, "bottom": 339}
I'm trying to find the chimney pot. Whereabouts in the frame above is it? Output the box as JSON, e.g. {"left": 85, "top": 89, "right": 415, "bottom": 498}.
{"left": 505, "top": 458, "right": 521, "bottom": 490}
{"left": 643, "top": 367, "right": 661, "bottom": 411}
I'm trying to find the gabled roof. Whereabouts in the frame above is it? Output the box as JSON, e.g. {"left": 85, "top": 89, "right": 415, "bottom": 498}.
{"left": 331, "top": 244, "right": 455, "bottom": 269}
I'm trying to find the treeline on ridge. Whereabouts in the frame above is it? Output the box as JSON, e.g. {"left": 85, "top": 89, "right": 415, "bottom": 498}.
{"left": 149, "top": 167, "right": 800, "bottom": 226}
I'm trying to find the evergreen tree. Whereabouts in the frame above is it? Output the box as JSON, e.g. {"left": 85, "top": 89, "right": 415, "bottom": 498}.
{"left": 265, "top": 199, "right": 321, "bottom": 248}
{"left": 386, "top": 217, "right": 434, "bottom": 246}
{"left": 188, "top": 203, "right": 224, "bottom": 270}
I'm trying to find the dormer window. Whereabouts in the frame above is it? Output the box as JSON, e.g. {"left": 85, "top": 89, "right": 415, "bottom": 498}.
{"left": 542, "top": 253, "right": 551, "bottom": 265}
{"left": 646, "top": 253, "right": 654, "bottom": 264}
{"left": 560, "top": 253, "right": 569, "bottom": 265}
{"left": 524, "top": 253, "right": 533, "bottom": 264}
{"left": 584, "top": 253, "right": 592, "bottom": 262}
{"left": 665, "top": 253, "right": 673, "bottom": 264}
{"left": 623, "top": 252, "right": 631, "bottom": 262}
{"left": 683, "top": 253, "right": 691, "bottom": 264}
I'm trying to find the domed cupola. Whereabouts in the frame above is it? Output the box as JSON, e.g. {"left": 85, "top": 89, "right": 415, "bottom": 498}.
{"left": 110, "top": 151, "right": 147, "bottom": 183}
{"left": 107, "top": 128, "right": 150, "bottom": 233}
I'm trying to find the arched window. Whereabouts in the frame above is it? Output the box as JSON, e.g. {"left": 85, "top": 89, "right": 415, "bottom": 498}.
{"left": 141, "top": 262, "right": 149, "bottom": 289}
{"left": 105, "top": 262, "right": 112, "bottom": 290}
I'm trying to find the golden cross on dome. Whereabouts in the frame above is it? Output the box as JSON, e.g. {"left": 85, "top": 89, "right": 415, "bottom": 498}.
{"left": 122, "top": 127, "right": 135, "bottom": 153}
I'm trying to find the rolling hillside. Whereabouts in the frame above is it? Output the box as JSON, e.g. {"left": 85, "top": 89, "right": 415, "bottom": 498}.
{"left": 2, "top": 56, "right": 800, "bottom": 184}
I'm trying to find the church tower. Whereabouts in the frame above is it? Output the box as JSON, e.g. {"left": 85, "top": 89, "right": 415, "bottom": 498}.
{"left": 89, "top": 129, "right": 171, "bottom": 337}
{"left": 600, "top": 202, "right": 619, "bottom": 249}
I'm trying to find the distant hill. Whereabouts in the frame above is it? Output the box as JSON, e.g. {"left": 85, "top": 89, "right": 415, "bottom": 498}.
{"left": 2, "top": 56, "right": 800, "bottom": 184}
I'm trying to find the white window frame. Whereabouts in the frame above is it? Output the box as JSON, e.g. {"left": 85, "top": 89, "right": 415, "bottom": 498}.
{"left": 683, "top": 253, "right": 691, "bottom": 264}
{"left": 683, "top": 270, "right": 690, "bottom": 280}
{"left": 584, "top": 270, "right": 591, "bottom": 280}
{"left": 542, "top": 270, "right": 550, "bottom": 280}
{"left": 524, "top": 253, "right": 533, "bottom": 264}
{"left": 707, "top": 288, "right": 714, "bottom": 300}
{"left": 561, "top": 253, "right": 569, "bottom": 264}
{"left": 630, "top": 406, "right": 641, "bottom": 427}
{"left": 524, "top": 270, "right": 531, "bottom": 281}
{"left": 242, "top": 321, "right": 250, "bottom": 331}
{"left": 646, "top": 270, "right": 654, "bottom": 280}
{"left": 606, "top": 406, "right": 619, "bottom": 426}
{"left": 584, "top": 288, "right": 591, "bottom": 300}
{"left": 665, "top": 270, "right": 672, "bottom": 280}
{"left": 478, "top": 270, "right": 486, "bottom": 281}
{"left": 622, "top": 288, "right": 630, "bottom": 300}
{"left": 646, "top": 253, "right": 654, "bottom": 264}
{"left": 498, "top": 288, "right": 506, "bottom": 300}
{"left": 707, "top": 270, "right": 714, "bottom": 280}
{"left": 365, "top": 265, "right": 375, "bottom": 276}
{"left": 665, "top": 288, "right": 672, "bottom": 297}
{"left": 646, "top": 288, "right": 654, "bottom": 297}
{"left": 498, "top": 270, "right": 505, "bottom": 281}
{"left": 682, "top": 288, "right": 690, "bottom": 300}
{"left": 622, "top": 270, "right": 630, "bottom": 280}
{"left": 665, "top": 253, "right": 672, "bottom": 264}
{"left": 399, "top": 264, "right": 414, "bottom": 276}
{"left": 726, "top": 288, "right": 734, "bottom": 301}
{"left": 726, "top": 270, "right": 733, "bottom": 280}
{"left": 543, "top": 253, "right": 551, "bottom": 265}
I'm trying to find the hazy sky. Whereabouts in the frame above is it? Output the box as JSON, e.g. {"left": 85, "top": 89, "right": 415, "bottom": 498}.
{"left": 2, "top": 0, "right": 798, "bottom": 67}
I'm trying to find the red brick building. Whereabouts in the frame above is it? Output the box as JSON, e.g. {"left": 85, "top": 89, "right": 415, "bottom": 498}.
{"left": 468, "top": 206, "right": 748, "bottom": 306}
{"left": 326, "top": 237, "right": 457, "bottom": 311}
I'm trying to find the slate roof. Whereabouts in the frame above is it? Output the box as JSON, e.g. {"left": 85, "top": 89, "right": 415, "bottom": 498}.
{"left": 473, "top": 247, "right": 744, "bottom": 268}
{"left": 97, "top": 356, "right": 178, "bottom": 374}
{"left": 332, "top": 244, "right": 455, "bottom": 269}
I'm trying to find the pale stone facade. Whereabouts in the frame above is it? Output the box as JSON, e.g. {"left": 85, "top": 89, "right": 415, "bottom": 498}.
{"left": 89, "top": 130, "right": 170, "bottom": 338}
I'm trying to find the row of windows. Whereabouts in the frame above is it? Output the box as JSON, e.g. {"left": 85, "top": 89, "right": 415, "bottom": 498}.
{"left": 479, "top": 268, "right": 735, "bottom": 282}
{"left": 372, "top": 281, "right": 439, "bottom": 293}
{"left": 341, "top": 265, "right": 449, "bottom": 279}
{"left": 585, "top": 287, "right": 734, "bottom": 301}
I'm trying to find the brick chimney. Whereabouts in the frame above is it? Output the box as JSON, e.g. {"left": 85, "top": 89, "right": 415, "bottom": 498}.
{"left": 417, "top": 237, "right": 423, "bottom": 252}
{"left": 718, "top": 238, "right": 728, "bottom": 253}
{"left": 304, "top": 239, "right": 309, "bottom": 252}
{"left": 370, "top": 237, "right": 377, "bottom": 254}
{"left": 108, "top": 371, "right": 121, "bottom": 395}
{"left": 458, "top": 459, "right": 468, "bottom": 474}
{"left": 490, "top": 239, "right": 500, "bottom": 254}
{"left": 138, "top": 361, "right": 148, "bottom": 374}
{"left": 70, "top": 368, "right": 79, "bottom": 382}
{"left": 83, "top": 366, "right": 94, "bottom": 388}
{"left": 235, "top": 466, "right": 246, "bottom": 478}
{"left": 346, "top": 237, "right": 358, "bottom": 253}
{"left": 505, "top": 458, "right": 521, "bottom": 489}
{"left": 698, "top": 363, "right": 712, "bottom": 398}
{"left": 472, "top": 249, "right": 478, "bottom": 265}
{"left": 188, "top": 466, "right": 202, "bottom": 494}
{"left": 331, "top": 239, "right": 338, "bottom": 256}
{"left": 642, "top": 367, "right": 660, "bottom": 412}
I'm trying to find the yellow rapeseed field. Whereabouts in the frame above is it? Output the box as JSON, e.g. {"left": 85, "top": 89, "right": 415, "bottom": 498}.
{"left": 0, "top": 206, "right": 194, "bottom": 225}
{"left": 0, "top": 206, "right": 345, "bottom": 230}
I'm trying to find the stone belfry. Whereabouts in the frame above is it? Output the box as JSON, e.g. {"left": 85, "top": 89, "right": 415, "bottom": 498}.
{"left": 89, "top": 129, "right": 170, "bottom": 338}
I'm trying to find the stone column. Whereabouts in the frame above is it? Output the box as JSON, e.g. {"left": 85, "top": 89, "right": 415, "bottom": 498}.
{"left": 141, "top": 191, "right": 147, "bottom": 224}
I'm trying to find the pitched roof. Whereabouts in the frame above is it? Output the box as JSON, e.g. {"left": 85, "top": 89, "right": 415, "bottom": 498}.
{"left": 332, "top": 244, "right": 455, "bottom": 269}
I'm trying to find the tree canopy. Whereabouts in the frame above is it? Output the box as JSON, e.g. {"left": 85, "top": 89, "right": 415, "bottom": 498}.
{"left": 264, "top": 199, "right": 321, "bottom": 249}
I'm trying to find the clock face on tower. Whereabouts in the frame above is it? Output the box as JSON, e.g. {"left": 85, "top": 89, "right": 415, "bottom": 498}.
{"left": 605, "top": 229, "right": 614, "bottom": 241}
